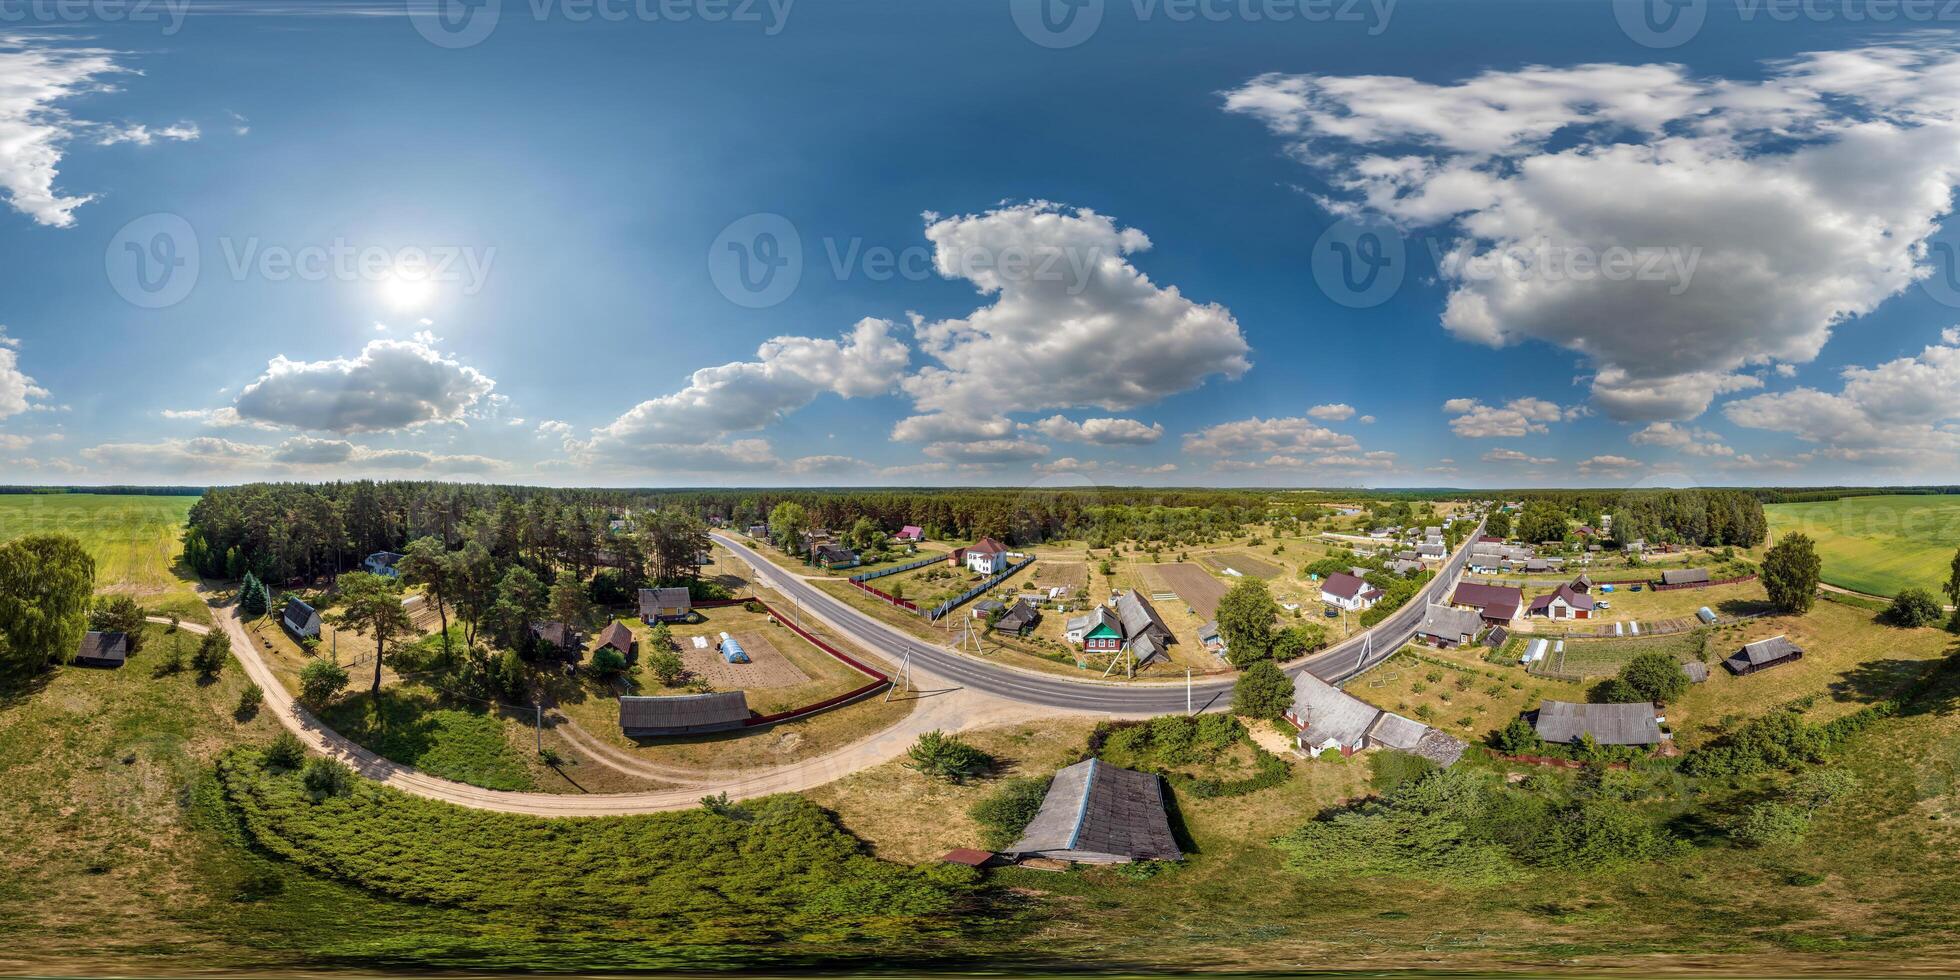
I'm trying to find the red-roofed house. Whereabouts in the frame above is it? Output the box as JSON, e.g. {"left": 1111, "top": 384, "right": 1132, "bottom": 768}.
{"left": 895, "top": 525, "right": 925, "bottom": 543}
{"left": 964, "top": 536, "right": 1010, "bottom": 575}
{"left": 1320, "top": 571, "right": 1384, "bottom": 612}
{"left": 1450, "top": 582, "right": 1525, "bottom": 625}
{"left": 1529, "top": 582, "right": 1596, "bottom": 620}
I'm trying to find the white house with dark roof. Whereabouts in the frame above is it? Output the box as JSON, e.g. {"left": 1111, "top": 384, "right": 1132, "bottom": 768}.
{"left": 964, "top": 536, "right": 1010, "bottom": 575}
{"left": 363, "top": 551, "right": 404, "bottom": 577}
{"left": 1319, "top": 571, "right": 1383, "bottom": 612}
{"left": 282, "top": 597, "right": 321, "bottom": 639}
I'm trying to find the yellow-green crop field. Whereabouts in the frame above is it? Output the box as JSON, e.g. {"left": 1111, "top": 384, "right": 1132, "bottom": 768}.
{"left": 1765, "top": 494, "right": 1960, "bottom": 598}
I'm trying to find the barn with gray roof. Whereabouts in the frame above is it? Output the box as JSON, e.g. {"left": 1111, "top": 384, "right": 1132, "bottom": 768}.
{"left": 618, "top": 691, "right": 750, "bottom": 737}
{"left": 1531, "top": 700, "right": 1663, "bottom": 746}
{"left": 1007, "top": 759, "right": 1181, "bottom": 865}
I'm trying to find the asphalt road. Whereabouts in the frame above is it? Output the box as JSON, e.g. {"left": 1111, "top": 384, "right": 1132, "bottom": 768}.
{"left": 711, "top": 519, "right": 1482, "bottom": 715}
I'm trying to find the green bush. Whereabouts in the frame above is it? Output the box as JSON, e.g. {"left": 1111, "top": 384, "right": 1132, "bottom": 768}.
{"left": 969, "top": 777, "right": 1049, "bottom": 849}
{"left": 298, "top": 659, "right": 349, "bottom": 710}
{"left": 263, "top": 731, "right": 306, "bottom": 770}
{"left": 1882, "top": 588, "right": 1944, "bottom": 628}
{"left": 589, "top": 648, "right": 628, "bottom": 677}
{"left": 191, "top": 630, "right": 229, "bottom": 678}
{"left": 302, "top": 757, "right": 354, "bottom": 800}
{"left": 236, "top": 683, "right": 264, "bottom": 721}
{"left": 905, "top": 731, "right": 993, "bottom": 784}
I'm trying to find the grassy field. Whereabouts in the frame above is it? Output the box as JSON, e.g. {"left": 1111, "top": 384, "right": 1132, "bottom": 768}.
{"left": 1766, "top": 494, "right": 1960, "bottom": 597}
{"left": 0, "top": 492, "right": 206, "bottom": 621}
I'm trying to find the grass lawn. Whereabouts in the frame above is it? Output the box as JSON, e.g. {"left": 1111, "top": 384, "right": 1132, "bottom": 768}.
{"left": 1353, "top": 644, "right": 1587, "bottom": 742}
{"left": 1766, "top": 494, "right": 1960, "bottom": 597}
{"left": 319, "top": 687, "right": 540, "bottom": 791}
{"left": 0, "top": 492, "right": 208, "bottom": 622}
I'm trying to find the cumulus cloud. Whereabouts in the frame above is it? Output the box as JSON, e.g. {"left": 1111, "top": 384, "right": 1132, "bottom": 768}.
{"left": 0, "top": 36, "right": 199, "bottom": 227}
{"left": 1307, "top": 402, "right": 1356, "bottom": 421}
{"left": 1724, "top": 330, "right": 1960, "bottom": 468}
{"left": 1028, "top": 414, "right": 1165, "bottom": 445}
{"left": 1629, "top": 421, "right": 1735, "bottom": 457}
{"left": 922, "top": 438, "right": 1051, "bottom": 464}
{"left": 232, "top": 338, "right": 496, "bottom": 434}
{"left": 80, "top": 435, "right": 501, "bottom": 477}
{"left": 587, "top": 317, "right": 907, "bottom": 452}
{"left": 1182, "top": 416, "right": 1361, "bottom": 457}
{"left": 0, "top": 328, "right": 48, "bottom": 419}
{"left": 1226, "top": 43, "right": 1960, "bottom": 420}
{"left": 890, "top": 413, "right": 1015, "bottom": 443}
{"left": 1443, "top": 396, "right": 1571, "bottom": 438}
{"left": 897, "top": 202, "right": 1250, "bottom": 439}
{"left": 1577, "top": 454, "right": 1643, "bottom": 476}
{"left": 1482, "top": 448, "right": 1556, "bottom": 466}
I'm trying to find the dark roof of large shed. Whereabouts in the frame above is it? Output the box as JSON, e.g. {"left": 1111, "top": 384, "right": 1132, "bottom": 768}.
{"left": 618, "top": 691, "right": 750, "bottom": 732}
{"left": 1729, "top": 634, "right": 1803, "bottom": 669}
{"left": 1661, "top": 568, "right": 1711, "bottom": 585}
{"left": 75, "top": 630, "right": 128, "bottom": 664}
{"left": 1533, "top": 700, "right": 1662, "bottom": 745}
{"left": 1009, "top": 759, "right": 1181, "bottom": 861}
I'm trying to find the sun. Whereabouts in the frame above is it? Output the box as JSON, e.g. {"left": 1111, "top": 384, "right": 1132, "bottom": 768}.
{"left": 378, "top": 264, "right": 438, "bottom": 311}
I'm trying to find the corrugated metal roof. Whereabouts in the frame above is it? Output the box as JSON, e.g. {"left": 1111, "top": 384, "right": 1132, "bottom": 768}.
{"left": 1533, "top": 700, "right": 1661, "bottom": 745}
{"left": 618, "top": 691, "right": 750, "bottom": 735}
{"left": 1010, "top": 759, "right": 1181, "bottom": 862}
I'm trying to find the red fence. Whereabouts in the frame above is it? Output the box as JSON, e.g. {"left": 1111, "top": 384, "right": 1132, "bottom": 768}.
{"left": 851, "top": 578, "right": 919, "bottom": 612}
{"left": 1653, "top": 574, "right": 1757, "bottom": 592}
{"left": 711, "top": 596, "right": 893, "bottom": 729}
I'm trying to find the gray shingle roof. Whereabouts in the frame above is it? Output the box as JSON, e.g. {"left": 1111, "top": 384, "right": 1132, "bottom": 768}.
{"left": 1726, "top": 634, "right": 1803, "bottom": 673}
{"left": 74, "top": 630, "right": 128, "bottom": 666}
{"left": 1661, "top": 568, "right": 1711, "bottom": 585}
{"left": 1290, "top": 672, "right": 1381, "bottom": 750}
{"left": 1533, "top": 700, "right": 1662, "bottom": 745}
{"left": 618, "top": 691, "right": 750, "bottom": 736}
{"left": 1418, "top": 603, "right": 1483, "bottom": 643}
{"left": 1009, "top": 759, "right": 1181, "bottom": 863}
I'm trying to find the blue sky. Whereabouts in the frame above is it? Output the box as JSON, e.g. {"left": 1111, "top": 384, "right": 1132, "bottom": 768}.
{"left": 2, "top": 0, "right": 1960, "bottom": 488}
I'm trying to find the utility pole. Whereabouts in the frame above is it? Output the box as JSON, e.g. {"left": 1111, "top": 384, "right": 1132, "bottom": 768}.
{"left": 534, "top": 702, "right": 543, "bottom": 754}
{"left": 1186, "top": 667, "right": 1192, "bottom": 716}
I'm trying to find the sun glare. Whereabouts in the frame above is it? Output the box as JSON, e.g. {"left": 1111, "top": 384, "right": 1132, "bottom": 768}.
{"left": 378, "top": 264, "right": 438, "bottom": 311}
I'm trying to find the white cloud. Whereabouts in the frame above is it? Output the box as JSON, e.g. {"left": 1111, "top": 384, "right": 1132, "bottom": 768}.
{"left": 1577, "top": 454, "right": 1643, "bottom": 476}
{"left": 232, "top": 338, "right": 496, "bottom": 434}
{"left": 922, "top": 438, "right": 1051, "bottom": 463}
{"left": 1629, "top": 421, "right": 1735, "bottom": 457}
{"left": 1443, "top": 397, "right": 1568, "bottom": 438}
{"left": 1724, "top": 330, "right": 1960, "bottom": 468}
{"left": 588, "top": 317, "right": 907, "bottom": 452}
{"left": 95, "top": 121, "right": 199, "bottom": 146}
{"left": 1358, "top": 414, "right": 1376, "bottom": 424}
{"left": 898, "top": 202, "right": 1250, "bottom": 437}
{"left": 0, "top": 328, "right": 48, "bottom": 419}
{"left": 79, "top": 435, "right": 502, "bottom": 477}
{"left": 0, "top": 36, "right": 199, "bottom": 227}
{"left": 1183, "top": 416, "right": 1361, "bottom": 457}
{"left": 0, "top": 433, "right": 32, "bottom": 450}
{"left": 1028, "top": 414, "right": 1164, "bottom": 445}
{"left": 1226, "top": 43, "right": 1960, "bottom": 421}
{"left": 1307, "top": 402, "right": 1356, "bottom": 421}
{"left": 890, "top": 413, "right": 1015, "bottom": 443}
{"left": 1482, "top": 448, "right": 1556, "bottom": 466}
{"left": 536, "top": 419, "right": 573, "bottom": 437}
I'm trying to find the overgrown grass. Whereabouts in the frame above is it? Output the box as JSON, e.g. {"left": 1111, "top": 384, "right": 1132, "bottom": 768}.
{"left": 319, "top": 687, "right": 538, "bottom": 791}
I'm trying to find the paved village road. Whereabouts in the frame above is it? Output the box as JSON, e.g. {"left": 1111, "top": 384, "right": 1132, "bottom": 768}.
{"left": 710, "top": 518, "right": 1483, "bottom": 713}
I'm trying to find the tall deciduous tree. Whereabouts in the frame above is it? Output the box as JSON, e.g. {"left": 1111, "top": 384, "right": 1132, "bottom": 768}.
{"left": 769, "top": 501, "right": 808, "bottom": 553}
{"left": 1232, "top": 659, "right": 1293, "bottom": 718}
{"left": 1216, "top": 578, "right": 1280, "bottom": 666}
{"left": 89, "top": 594, "right": 149, "bottom": 654}
{"left": 1761, "top": 533, "right": 1821, "bottom": 614}
{"left": 548, "top": 569, "right": 591, "bottom": 628}
{"left": 0, "top": 534, "right": 95, "bottom": 673}
{"left": 330, "top": 572, "right": 415, "bottom": 701}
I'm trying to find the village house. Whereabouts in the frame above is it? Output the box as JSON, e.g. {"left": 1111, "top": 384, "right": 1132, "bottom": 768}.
{"left": 1065, "top": 590, "right": 1174, "bottom": 666}
{"left": 1283, "top": 671, "right": 1466, "bottom": 764}
{"left": 1006, "top": 759, "right": 1182, "bottom": 865}
{"left": 993, "top": 598, "right": 1041, "bottom": 637}
{"left": 814, "top": 544, "right": 859, "bottom": 570}
{"left": 1319, "top": 571, "right": 1383, "bottom": 612}
{"left": 73, "top": 630, "right": 128, "bottom": 668}
{"left": 596, "top": 621, "right": 636, "bottom": 660}
{"left": 1416, "top": 603, "right": 1483, "bottom": 648}
{"left": 1450, "top": 581, "right": 1525, "bottom": 625}
{"left": 638, "top": 586, "right": 693, "bottom": 622}
{"left": 1529, "top": 579, "right": 1596, "bottom": 620}
{"left": 1530, "top": 700, "right": 1664, "bottom": 746}
{"left": 1725, "top": 635, "right": 1804, "bottom": 675}
{"left": 362, "top": 551, "right": 404, "bottom": 577}
{"left": 1659, "top": 567, "right": 1712, "bottom": 588}
{"left": 894, "top": 524, "right": 925, "bottom": 543}
{"left": 1198, "top": 619, "right": 1227, "bottom": 659}
{"left": 746, "top": 522, "right": 768, "bottom": 539}
{"left": 282, "top": 596, "right": 321, "bottom": 640}
{"left": 530, "top": 621, "right": 584, "bottom": 661}
{"left": 963, "top": 536, "right": 1011, "bottom": 575}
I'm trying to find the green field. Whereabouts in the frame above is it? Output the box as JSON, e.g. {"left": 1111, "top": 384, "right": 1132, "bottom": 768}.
{"left": 1765, "top": 495, "right": 1960, "bottom": 598}
{"left": 0, "top": 492, "right": 204, "bottom": 620}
